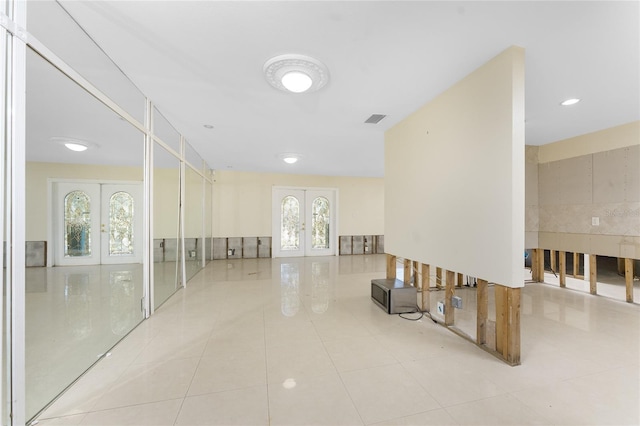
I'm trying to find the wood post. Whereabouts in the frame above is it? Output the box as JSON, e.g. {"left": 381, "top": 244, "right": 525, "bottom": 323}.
{"left": 625, "top": 258, "right": 634, "bottom": 303}
{"left": 421, "top": 264, "right": 430, "bottom": 311}
{"left": 537, "top": 249, "right": 545, "bottom": 281}
{"left": 386, "top": 254, "right": 396, "bottom": 280}
{"left": 457, "top": 273, "right": 463, "bottom": 287}
{"left": 495, "top": 284, "right": 521, "bottom": 365}
{"left": 403, "top": 258, "right": 411, "bottom": 285}
{"left": 445, "top": 270, "right": 455, "bottom": 326}
{"left": 559, "top": 251, "right": 566, "bottom": 287}
{"left": 589, "top": 254, "right": 597, "bottom": 295}
{"left": 573, "top": 252, "right": 580, "bottom": 277}
{"left": 531, "top": 249, "right": 539, "bottom": 282}
{"left": 413, "top": 261, "right": 419, "bottom": 286}
{"left": 436, "top": 267, "right": 443, "bottom": 289}
{"left": 550, "top": 249, "right": 556, "bottom": 272}
{"left": 477, "top": 279, "right": 488, "bottom": 346}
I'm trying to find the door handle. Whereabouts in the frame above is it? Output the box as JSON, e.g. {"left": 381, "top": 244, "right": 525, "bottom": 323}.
{"left": 101, "top": 224, "right": 106, "bottom": 233}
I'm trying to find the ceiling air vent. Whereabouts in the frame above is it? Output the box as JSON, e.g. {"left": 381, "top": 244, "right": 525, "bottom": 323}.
{"left": 364, "top": 114, "right": 386, "bottom": 124}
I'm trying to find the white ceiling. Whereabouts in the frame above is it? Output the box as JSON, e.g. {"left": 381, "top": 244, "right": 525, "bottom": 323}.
{"left": 29, "top": 1, "right": 640, "bottom": 177}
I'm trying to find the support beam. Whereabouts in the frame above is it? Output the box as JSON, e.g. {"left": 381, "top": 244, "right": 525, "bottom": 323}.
{"left": 386, "top": 254, "right": 396, "bottom": 280}
{"left": 445, "top": 270, "right": 455, "bottom": 326}
{"left": 457, "top": 273, "right": 463, "bottom": 288}
{"left": 404, "top": 258, "right": 411, "bottom": 285}
{"left": 530, "top": 249, "right": 539, "bottom": 282}
{"left": 477, "top": 279, "right": 488, "bottom": 346}
{"left": 625, "top": 258, "right": 634, "bottom": 303}
{"left": 413, "top": 261, "right": 419, "bottom": 287}
{"left": 421, "top": 264, "right": 430, "bottom": 311}
{"left": 550, "top": 249, "right": 556, "bottom": 272}
{"left": 436, "top": 267, "right": 443, "bottom": 289}
{"left": 559, "top": 251, "right": 566, "bottom": 288}
{"left": 589, "top": 254, "right": 597, "bottom": 295}
{"left": 537, "top": 249, "right": 545, "bottom": 281}
{"left": 495, "top": 284, "right": 521, "bottom": 365}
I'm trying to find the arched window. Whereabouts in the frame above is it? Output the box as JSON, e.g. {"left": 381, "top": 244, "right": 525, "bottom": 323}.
{"left": 109, "top": 191, "right": 135, "bottom": 255}
{"left": 311, "top": 196, "right": 330, "bottom": 249}
{"left": 64, "top": 191, "right": 92, "bottom": 257}
{"left": 281, "top": 196, "right": 300, "bottom": 250}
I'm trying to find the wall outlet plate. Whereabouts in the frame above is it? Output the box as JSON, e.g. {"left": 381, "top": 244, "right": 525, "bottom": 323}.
{"left": 452, "top": 296, "right": 462, "bottom": 309}
{"left": 592, "top": 217, "right": 599, "bottom": 226}
{"left": 437, "top": 301, "right": 445, "bottom": 315}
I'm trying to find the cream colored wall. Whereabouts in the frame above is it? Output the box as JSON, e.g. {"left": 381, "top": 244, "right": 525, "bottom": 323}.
{"left": 26, "top": 162, "right": 143, "bottom": 241}
{"left": 525, "top": 145, "right": 539, "bottom": 248}
{"left": 534, "top": 121, "right": 640, "bottom": 259}
{"left": 212, "top": 170, "right": 384, "bottom": 237}
{"left": 385, "top": 46, "right": 525, "bottom": 288}
{"left": 153, "top": 167, "right": 180, "bottom": 238}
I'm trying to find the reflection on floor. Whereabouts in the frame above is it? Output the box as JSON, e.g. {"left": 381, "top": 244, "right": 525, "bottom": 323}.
{"left": 34, "top": 255, "right": 639, "bottom": 425}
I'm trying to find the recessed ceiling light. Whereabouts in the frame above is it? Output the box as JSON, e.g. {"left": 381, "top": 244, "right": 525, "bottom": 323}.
{"left": 283, "top": 156, "right": 298, "bottom": 164}
{"left": 64, "top": 142, "right": 88, "bottom": 152}
{"left": 279, "top": 153, "right": 301, "bottom": 164}
{"left": 264, "top": 54, "right": 329, "bottom": 94}
{"left": 560, "top": 98, "right": 581, "bottom": 106}
{"left": 203, "top": 124, "right": 214, "bottom": 129}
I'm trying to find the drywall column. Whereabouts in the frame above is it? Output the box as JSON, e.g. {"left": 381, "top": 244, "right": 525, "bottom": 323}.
{"left": 625, "top": 258, "right": 634, "bottom": 303}
{"left": 559, "top": 251, "right": 566, "bottom": 287}
{"left": 386, "top": 254, "right": 396, "bottom": 279}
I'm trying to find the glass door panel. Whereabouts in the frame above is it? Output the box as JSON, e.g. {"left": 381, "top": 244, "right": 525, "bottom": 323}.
{"left": 305, "top": 190, "right": 335, "bottom": 256}
{"left": 273, "top": 189, "right": 305, "bottom": 257}
{"left": 100, "top": 184, "right": 143, "bottom": 264}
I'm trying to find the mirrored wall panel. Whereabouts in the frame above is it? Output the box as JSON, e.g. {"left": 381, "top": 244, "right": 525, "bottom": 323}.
{"left": 185, "top": 166, "right": 203, "bottom": 281}
{"left": 153, "top": 107, "right": 181, "bottom": 155}
{"left": 153, "top": 143, "right": 181, "bottom": 309}
{"left": 26, "top": 1, "right": 146, "bottom": 123}
{"left": 25, "top": 47, "right": 145, "bottom": 420}
{"left": 205, "top": 178, "right": 213, "bottom": 263}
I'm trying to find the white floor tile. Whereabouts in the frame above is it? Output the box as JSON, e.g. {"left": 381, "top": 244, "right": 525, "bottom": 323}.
{"left": 79, "top": 399, "right": 182, "bottom": 425}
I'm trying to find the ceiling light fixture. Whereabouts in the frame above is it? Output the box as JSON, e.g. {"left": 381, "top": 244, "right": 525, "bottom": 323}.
{"left": 560, "top": 98, "right": 581, "bottom": 106}
{"left": 51, "top": 137, "right": 97, "bottom": 152}
{"left": 279, "top": 153, "right": 301, "bottom": 164}
{"left": 264, "top": 54, "right": 329, "bottom": 94}
{"left": 64, "top": 142, "right": 88, "bottom": 152}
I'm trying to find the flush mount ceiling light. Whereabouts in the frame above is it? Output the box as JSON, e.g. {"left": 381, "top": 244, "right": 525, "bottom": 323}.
{"left": 561, "top": 98, "right": 581, "bottom": 106}
{"left": 51, "top": 137, "right": 97, "bottom": 152}
{"left": 279, "top": 153, "right": 301, "bottom": 164}
{"left": 264, "top": 54, "right": 329, "bottom": 94}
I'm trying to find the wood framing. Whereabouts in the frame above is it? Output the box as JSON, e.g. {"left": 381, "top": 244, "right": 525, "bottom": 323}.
{"left": 476, "top": 279, "right": 488, "bottom": 346}
{"left": 457, "top": 273, "right": 463, "bottom": 287}
{"left": 573, "top": 252, "right": 580, "bottom": 277}
{"left": 589, "top": 254, "right": 597, "bottom": 295}
{"left": 550, "top": 249, "right": 556, "bottom": 272}
{"left": 537, "top": 249, "right": 545, "bottom": 281}
{"left": 559, "top": 251, "right": 566, "bottom": 288}
{"left": 530, "top": 249, "right": 539, "bottom": 281}
{"left": 495, "top": 284, "right": 521, "bottom": 365}
{"left": 403, "top": 258, "right": 411, "bottom": 285}
{"left": 625, "top": 258, "right": 634, "bottom": 303}
{"left": 436, "top": 267, "right": 443, "bottom": 289}
{"left": 421, "top": 263, "right": 430, "bottom": 311}
{"left": 413, "top": 260, "right": 419, "bottom": 286}
{"left": 445, "top": 270, "right": 455, "bottom": 326}
{"left": 386, "top": 254, "right": 396, "bottom": 279}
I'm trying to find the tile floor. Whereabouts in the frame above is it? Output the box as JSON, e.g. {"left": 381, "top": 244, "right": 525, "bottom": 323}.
{"left": 34, "top": 255, "right": 639, "bottom": 425}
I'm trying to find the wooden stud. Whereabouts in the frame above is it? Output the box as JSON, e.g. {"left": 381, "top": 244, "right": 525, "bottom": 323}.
{"left": 589, "top": 254, "right": 597, "bottom": 295}
{"left": 559, "top": 251, "right": 566, "bottom": 288}
{"left": 413, "top": 261, "right": 419, "bottom": 287}
{"left": 386, "top": 254, "right": 396, "bottom": 280}
{"left": 506, "top": 287, "right": 521, "bottom": 365}
{"left": 573, "top": 252, "right": 579, "bottom": 277}
{"left": 550, "top": 249, "right": 556, "bottom": 272}
{"left": 495, "top": 285, "right": 508, "bottom": 357}
{"left": 445, "top": 270, "right": 455, "bottom": 326}
{"left": 537, "top": 249, "right": 545, "bottom": 281}
{"left": 421, "top": 264, "right": 430, "bottom": 311}
{"left": 436, "top": 267, "right": 443, "bottom": 289}
{"left": 457, "top": 273, "right": 463, "bottom": 288}
{"left": 530, "top": 249, "right": 539, "bottom": 282}
{"left": 477, "top": 279, "right": 488, "bottom": 346}
{"left": 404, "top": 258, "right": 411, "bottom": 285}
{"left": 625, "top": 258, "right": 634, "bottom": 303}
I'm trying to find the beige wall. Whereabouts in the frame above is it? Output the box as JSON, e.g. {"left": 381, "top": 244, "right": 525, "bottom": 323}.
{"left": 26, "top": 162, "right": 143, "bottom": 241}
{"left": 385, "top": 46, "right": 525, "bottom": 288}
{"left": 212, "top": 170, "right": 384, "bottom": 237}
{"left": 533, "top": 121, "right": 640, "bottom": 259}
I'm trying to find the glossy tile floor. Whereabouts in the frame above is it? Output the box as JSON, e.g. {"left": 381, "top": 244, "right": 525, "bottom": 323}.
{"left": 35, "top": 255, "right": 639, "bottom": 425}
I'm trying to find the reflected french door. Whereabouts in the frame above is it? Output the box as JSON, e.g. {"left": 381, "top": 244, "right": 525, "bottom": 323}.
{"left": 53, "top": 182, "right": 143, "bottom": 265}
{"left": 272, "top": 188, "right": 336, "bottom": 257}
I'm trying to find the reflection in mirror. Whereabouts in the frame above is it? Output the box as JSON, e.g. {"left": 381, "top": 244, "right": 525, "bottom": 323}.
{"left": 153, "top": 107, "right": 181, "bottom": 154}
{"left": 25, "top": 47, "right": 145, "bottom": 421}
{"left": 153, "top": 143, "right": 181, "bottom": 308}
{"left": 2, "top": 27, "right": 11, "bottom": 426}
{"left": 185, "top": 141, "right": 203, "bottom": 172}
{"left": 280, "top": 262, "right": 300, "bottom": 317}
{"left": 205, "top": 179, "right": 212, "bottom": 263}
{"left": 26, "top": 1, "right": 146, "bottom": 123}
{"left": 185, "top": 166, "right": 203, "bottom": 281}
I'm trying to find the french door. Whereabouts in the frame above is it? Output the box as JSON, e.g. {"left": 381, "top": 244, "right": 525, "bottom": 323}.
{"left": 53, "top": 182, "right": 143, "bottom": 265}
{"left": 272, "top": 188, "right": 336, "bottom": 257}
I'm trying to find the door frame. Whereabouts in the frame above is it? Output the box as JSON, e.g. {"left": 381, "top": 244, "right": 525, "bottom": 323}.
{"left": 271, "top": 186, "right": 339, "bottom": 258}
{"left": 47, "top": 178, "right": 144, "bottom": 267}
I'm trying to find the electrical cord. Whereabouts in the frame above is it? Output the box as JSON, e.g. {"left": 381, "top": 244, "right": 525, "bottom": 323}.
{"left": 398, "top": 305, "right": 437, "bottom": 323}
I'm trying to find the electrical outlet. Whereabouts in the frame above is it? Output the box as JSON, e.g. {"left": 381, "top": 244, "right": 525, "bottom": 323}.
{"left": 452, "top": 296, "right": 462, "bottom": 309}
{"left": 592, "top": 217, "right": 599, "bottom": 226}
{"left": 437, "top": 301, "right": 445, "bottom": 315}
{"left": 227, "top": 249, "right": 233, "bottom": 256}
